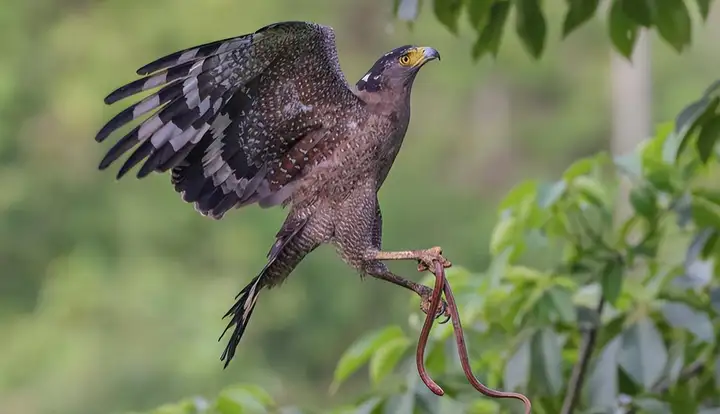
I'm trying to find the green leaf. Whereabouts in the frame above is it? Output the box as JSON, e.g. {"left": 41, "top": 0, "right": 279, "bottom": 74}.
{"left": 515, "top": 0, "right": 546, "bottom": 59}
{"left": 331, "top": 325, "right": 405, "bottom": 392}
{"left": 505, "top": 265, "right": 544, "bottom": 282}
{"left": 705, "top": 80, "right": 720, "bottom": 100}
{"left": 498, "top": 180, "right": 537, "bottom": 211}
{"left": 642, "top": 157, "right": 681, "bottom": 194}
{"left": 618, "top": 317, "right": 668, "bottom": 390}
{"left": 620, "top": 0, "right": 652, "bottom": 27}
{"left": 548, "top": 286, "right": 576, "bottom": 323}
{"left": 634, "top": 398, "right": 671, "bottom": 413}
{"left": 369, "top": 336, "right": 411, "bottom": 385}
{"left": 614, "top": 151, "right": 643, "bottom": 179}
{"left": 654, "top": 0, "right": 692, "bottom": 53}
{"left": 629, "top": 184, "right": 658, "bottom": 218}
{"left": 150, "top": 399, "right": 206, "bottom": 414}
{"left": 467, "top": 0, "right": 495, "bottom": 29}
{"left": 585, "top": 337, "right": 621, "bottom": 407}
{"left": 564, "top": 154, "right": 608, "bottom": 180}
{"left": 694, "top": 188, "right": 720, "bottom": 205}
{"left": 601, "top": 259, "right": 623, "bottom": 305}
{"left": 663, "top": 340, "right": 685, "bottom": 386}
{"left": 710, "top": 287, "right": 720, "bottom": 314}
{"left": 701, "top": 230, "right": 720, "bottom": 259}
{"left": 433, "top": 0, "right": 463, "bottom": 34}
{"left": 671, "top": 97, "right": 719, "bottom": 162}
{"left": 216, "top": 385, "right": 272, "bottom": 414}
{"left": 562, "top": 0, "right": 599, "bottom": 38}
{"left": 504, "top": 337, "right": 531, "bottom": 391}
{"left": 528, "top": 291, "right": 556, "bottom": 324}
{"left": 353, "top": 397, "right": 385, "bottom": 414}
{"left": 423, "top": 339, "right": 447, "bottom": 374}
{"left": 472, "top": 1, "right": 511, "bottom": 60}
{"left": 231, "top": 385, "right": 273, "bottom": 407}
{"left": 530, "top": 328, "right": 563, "bottom": 396}
{"left": 696, "top": 0, "right": 712, "bottom": 20}
{"left": 490, "top": 216, "right": 519, "bottom": 255}
{"left": 697, "top": 115, "right": 720, "bottom": 164}
{"left": 573, "top": 176, "right": 607, "bottom": 207}
{"left": 661, "top": 302, "right": 714, "bottom": 343}
{"left": 677, "top": 229, "right": 715, "bottom": 289}
{"left": 691, "top": 195, "right": 720, "bottom": 228}
{"left": 668, "top": 384, "right": 699, "bottom": 413}
{"left": 537, "top": 180, "right": 567, "bottom": 208}
{"left": 608, "top": 0, "right": 639, "bottom": 58}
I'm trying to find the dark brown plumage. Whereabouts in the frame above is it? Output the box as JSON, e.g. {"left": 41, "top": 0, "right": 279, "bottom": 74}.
{"left": 96, "top": 21, "right": 449, "bottom": 367}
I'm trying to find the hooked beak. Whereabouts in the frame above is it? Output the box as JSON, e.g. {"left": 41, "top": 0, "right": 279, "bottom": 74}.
{"left": 418, "top": 47, "right": 440, "bottom": 64}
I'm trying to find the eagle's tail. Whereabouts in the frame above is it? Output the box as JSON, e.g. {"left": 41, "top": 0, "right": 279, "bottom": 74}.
{"left": 218, "top": 274, "right": 263, "bottom": 368}
{"left": 218, "top": 215, "right": 314, "bottom": 367}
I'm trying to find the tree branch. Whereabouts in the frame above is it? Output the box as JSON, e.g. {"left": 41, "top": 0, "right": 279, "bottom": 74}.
{"left": 560, "top": 295, "right": 606, "bottom": 414}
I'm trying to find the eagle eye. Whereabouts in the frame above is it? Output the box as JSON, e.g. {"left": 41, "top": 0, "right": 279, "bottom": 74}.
{"left": 398, "top": 54, "right": 412, "bottom": 66}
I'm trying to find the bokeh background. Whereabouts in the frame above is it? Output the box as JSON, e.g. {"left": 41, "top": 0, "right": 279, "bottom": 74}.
{"left": 1, "top": 1, "right": 719, "bottom": 413}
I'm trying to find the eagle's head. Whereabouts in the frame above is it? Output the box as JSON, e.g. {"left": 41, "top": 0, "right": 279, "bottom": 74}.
{"left": 356, "top": 45, "right": 440, "bottom": 93}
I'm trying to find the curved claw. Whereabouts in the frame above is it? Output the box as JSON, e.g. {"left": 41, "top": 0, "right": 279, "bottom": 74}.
{"left": 438, "top": 312, "right": 451, "bottom": 324}
{"left": 434, "top": 300, "right": 451, "bottom": 324}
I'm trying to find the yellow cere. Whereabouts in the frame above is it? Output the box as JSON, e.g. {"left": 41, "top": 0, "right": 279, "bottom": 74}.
{"left": 398, "top": 48, "right": 427, "bottom": 67}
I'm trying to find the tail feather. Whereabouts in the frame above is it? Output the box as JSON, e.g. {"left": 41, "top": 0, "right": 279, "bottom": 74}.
{"left": 218, "top": 216, "right": 311, "bottom": 367}
{"left": 219, "top": 275, "right": 262, "bottom": 367}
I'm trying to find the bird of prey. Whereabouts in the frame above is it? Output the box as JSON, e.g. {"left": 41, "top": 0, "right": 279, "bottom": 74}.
{"left": 96, "top": 21, "right": 450, "bottom": 367}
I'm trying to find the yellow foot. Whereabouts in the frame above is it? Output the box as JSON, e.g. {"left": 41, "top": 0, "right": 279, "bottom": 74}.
{"left": 416, "top": 246, "right": 452, "bottom": 272}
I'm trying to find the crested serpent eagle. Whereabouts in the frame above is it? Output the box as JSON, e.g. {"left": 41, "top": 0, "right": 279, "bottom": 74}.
{"left": 96, "top": 21, "right": 451, "bottom": 367}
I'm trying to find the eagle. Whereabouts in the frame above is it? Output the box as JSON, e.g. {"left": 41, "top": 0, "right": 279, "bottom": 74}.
{"left": 96, "top": 21, "right": 450, "bottom": 367}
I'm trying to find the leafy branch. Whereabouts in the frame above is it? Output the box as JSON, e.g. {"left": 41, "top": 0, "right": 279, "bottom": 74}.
{"left": 394, "top": 0, "right": 715, "bottom": 60}
{"left": 560, "top": 295, "right": 605, "bottom": 414}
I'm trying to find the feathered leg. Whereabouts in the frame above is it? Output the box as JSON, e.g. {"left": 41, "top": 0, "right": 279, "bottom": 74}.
{"left": 335, "top": 191, "right": 450, "bottom": 320}
{"left": 218, "top": 213, "right": 325, "bottom": 367}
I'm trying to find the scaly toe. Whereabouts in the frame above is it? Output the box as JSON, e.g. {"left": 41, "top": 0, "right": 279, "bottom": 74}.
{"left": 428, "top": 246, "right": 443, "bottom": 255}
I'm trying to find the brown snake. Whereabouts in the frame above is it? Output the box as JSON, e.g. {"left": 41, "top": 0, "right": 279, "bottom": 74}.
{"left": 415, "top": 261, "right": 532, "bottom": 413}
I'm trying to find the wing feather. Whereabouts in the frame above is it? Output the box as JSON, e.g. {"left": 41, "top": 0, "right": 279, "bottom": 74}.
{"left": 97, "top": 21, "right": 360, "bottom": 218}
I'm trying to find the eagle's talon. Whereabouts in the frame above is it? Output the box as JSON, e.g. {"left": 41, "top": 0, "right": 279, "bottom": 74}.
{"left": 438, "top": 312, "right": 451, "bottom": 324}
{"left": 416, "top": 246, "right": 452, "bottom": 272}
{"left": 419, "top": 287, "right": 450, "bottom": 322}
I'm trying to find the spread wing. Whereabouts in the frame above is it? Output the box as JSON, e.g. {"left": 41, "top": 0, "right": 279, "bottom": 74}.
{"left": 96, "top": 21, "right": 362, "bottom": 218}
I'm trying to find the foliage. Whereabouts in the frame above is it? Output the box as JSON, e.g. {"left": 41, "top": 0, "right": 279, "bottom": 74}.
{"left": 326, "top": 81, "right": 720, "bottom": 413}
{"left": 393, "top": 0, "right": 715, "bottom": 59}
{"left": 138, "top": 80, "right": 720, "bottom": 414}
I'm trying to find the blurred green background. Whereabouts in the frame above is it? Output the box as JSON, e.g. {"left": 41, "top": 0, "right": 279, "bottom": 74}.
{"left": 1, "top": 1, "right": 718, "bottom": 413}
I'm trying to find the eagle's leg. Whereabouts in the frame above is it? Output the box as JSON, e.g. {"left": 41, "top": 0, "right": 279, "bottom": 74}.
{"left": 371, "top": 246, "right": 452, "bottom": 272}
{"left": 335, "top": 191, "right": 450, "bottom": 320}
{"left": 362, "top": 261, "right": 450, "bottom": 321}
